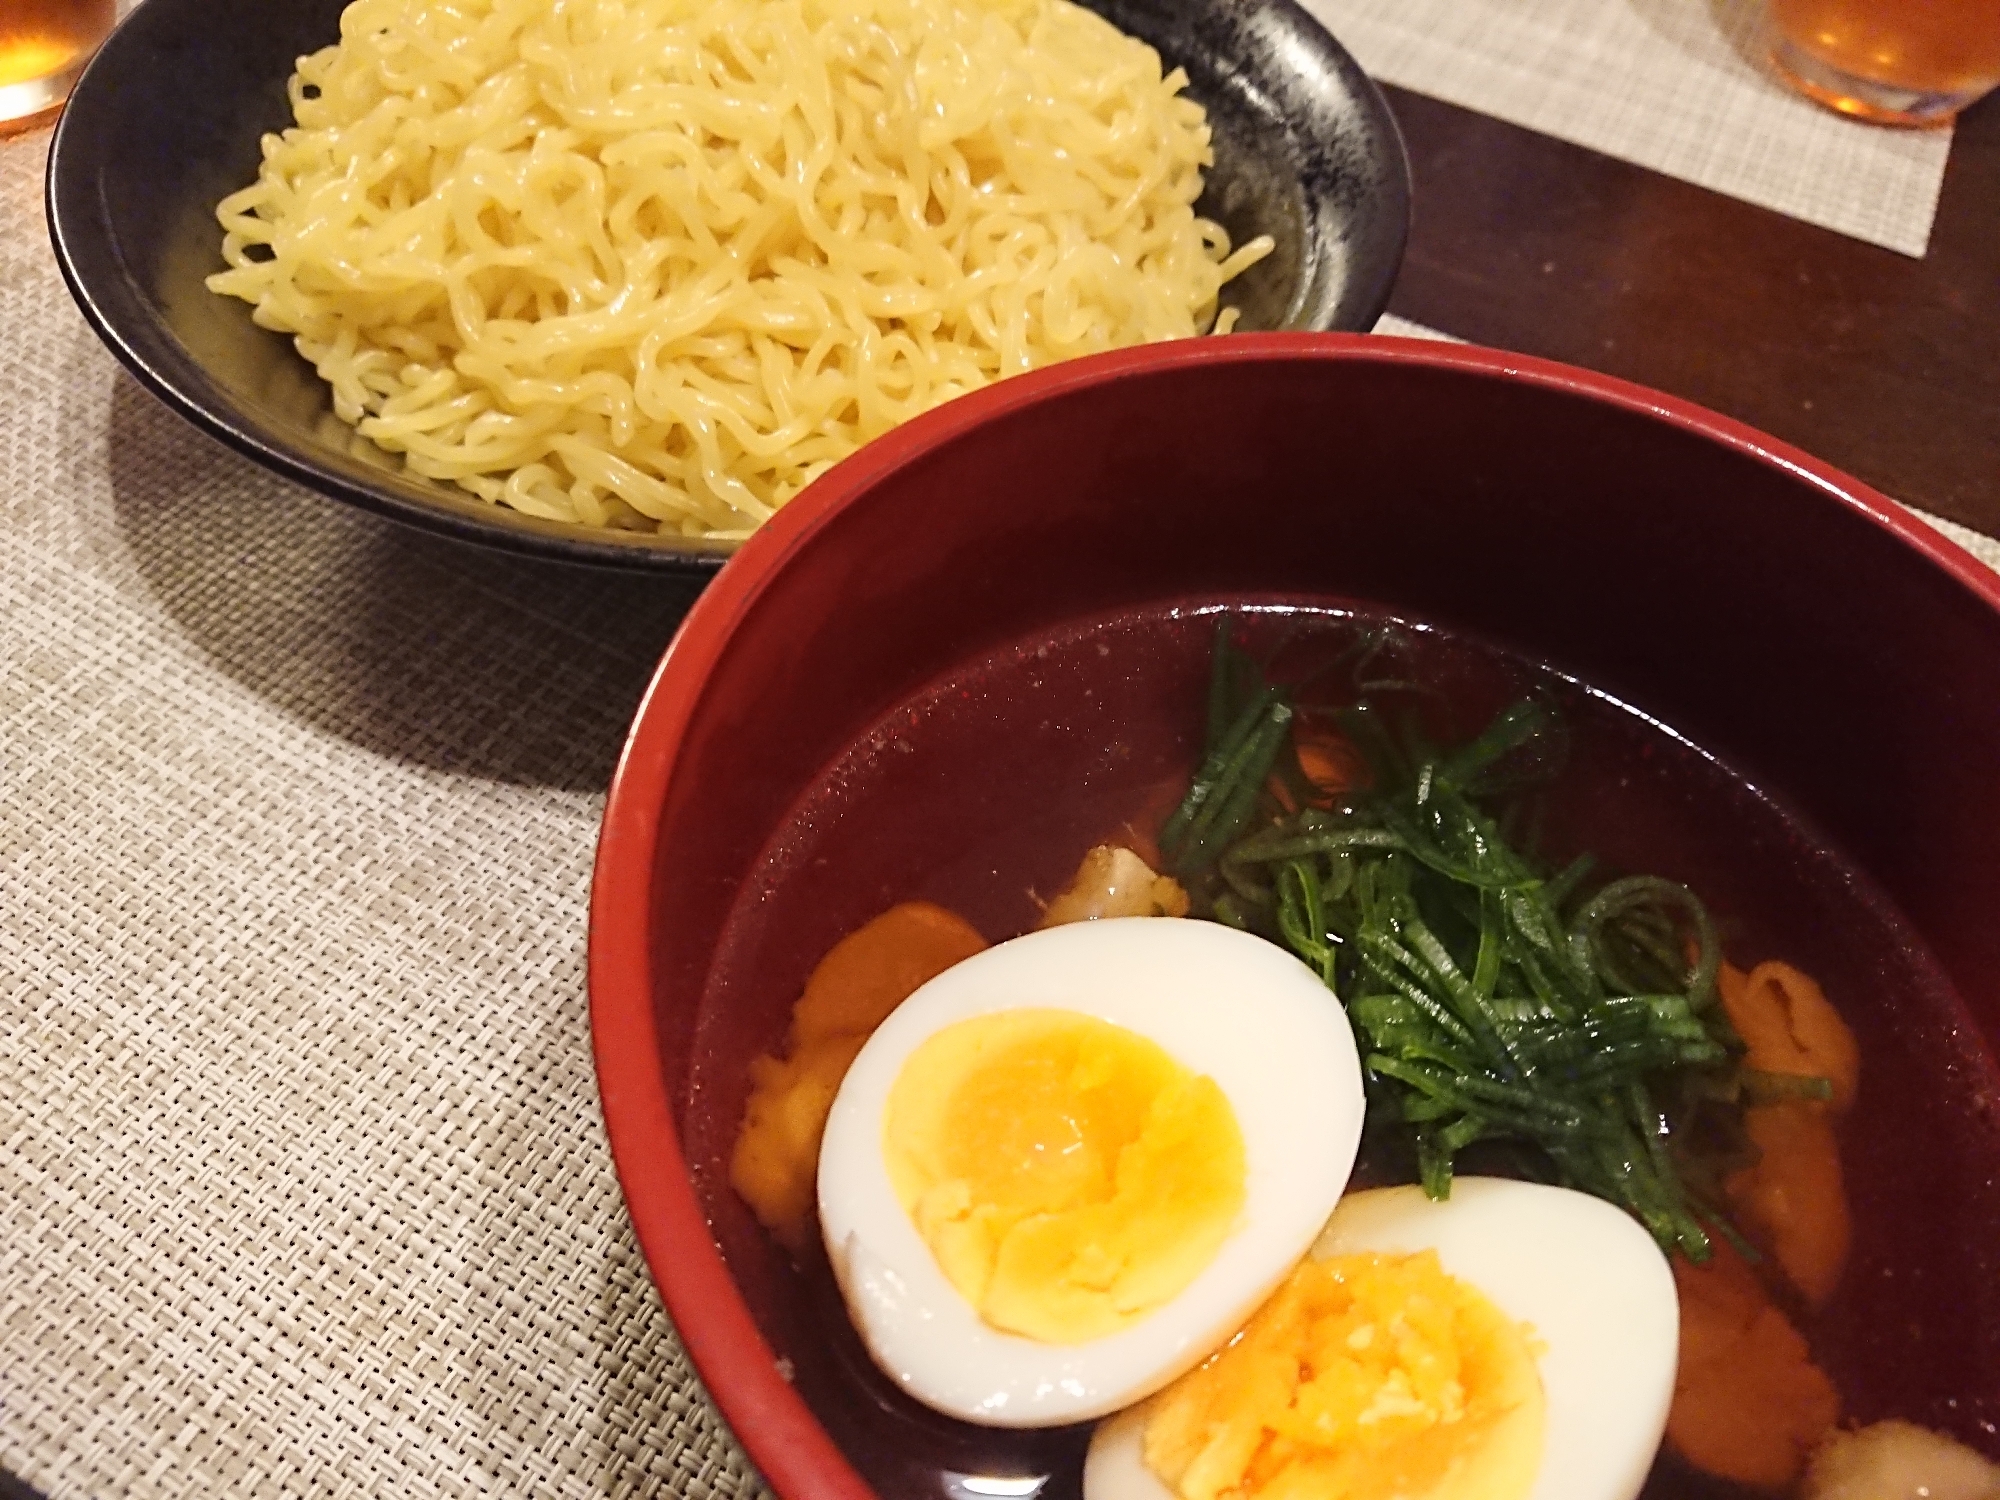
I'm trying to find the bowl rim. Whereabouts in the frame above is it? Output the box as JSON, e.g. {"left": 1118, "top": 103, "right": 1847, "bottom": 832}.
{"left": 42, "top": 0, "right": 1408, "bottom": 575}
{"left": 587, "top": 331, "right": 2000, "bottom": 1500}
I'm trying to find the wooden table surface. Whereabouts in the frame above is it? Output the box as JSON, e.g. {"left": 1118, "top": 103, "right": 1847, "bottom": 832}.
{"left": 1384, "top": 84, "right": 2000, "bottom": 539}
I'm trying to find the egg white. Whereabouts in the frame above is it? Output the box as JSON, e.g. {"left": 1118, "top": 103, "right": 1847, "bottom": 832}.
{"left": 816, "top": 917, "right": 1366, "bottom": 1428}
{"left": 1084, "top": 1177, "right": 1681, "bottom": 1500}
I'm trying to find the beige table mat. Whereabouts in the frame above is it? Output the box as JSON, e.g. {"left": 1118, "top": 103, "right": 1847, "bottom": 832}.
{"left": 1309, "top": 0, "right": 1954, "bottom": 257}
{"left": 0, "top": 131, "right": 768, "bottom": 1500}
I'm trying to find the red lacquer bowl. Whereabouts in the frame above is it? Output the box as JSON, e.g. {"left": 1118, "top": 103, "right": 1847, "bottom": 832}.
{"left": 589, "top": 335, "right": 2000, "bottom": 1500}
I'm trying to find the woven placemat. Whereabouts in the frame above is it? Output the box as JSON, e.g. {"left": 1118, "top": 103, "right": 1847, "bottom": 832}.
{"left": 0, "top": 130, "right": 768, "bottom": 1500}
{"left": 1310, "top": 0, "right": 1954, "bottom": 257}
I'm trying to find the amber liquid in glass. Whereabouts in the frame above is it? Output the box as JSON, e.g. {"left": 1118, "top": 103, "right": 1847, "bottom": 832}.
{"left": 1770, "top": 0, "right": 2000, "bottom": 121}
{"left": 0, "top": 0, "right": 116, "bottom": 134}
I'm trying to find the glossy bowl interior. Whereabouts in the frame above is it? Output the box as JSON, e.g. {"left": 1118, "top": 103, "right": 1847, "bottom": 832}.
{"left": 591, "top": 334, "right": 2000, "bottom": 1499}
{"left": 45, "top": 0, "right": 1409, "bottom": 575}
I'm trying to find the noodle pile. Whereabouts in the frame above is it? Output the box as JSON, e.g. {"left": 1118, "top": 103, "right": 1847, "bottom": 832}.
{"left": 208, "top": 0, "right": 1272, "bottom": 536}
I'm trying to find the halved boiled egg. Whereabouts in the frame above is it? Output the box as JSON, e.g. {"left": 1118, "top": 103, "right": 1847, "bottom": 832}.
{"left": 816, "top": 917, "right": 1366, "bottom": 1427}
{"left": 1084, "top": 1178, "right": 1680, "bottom": 1500}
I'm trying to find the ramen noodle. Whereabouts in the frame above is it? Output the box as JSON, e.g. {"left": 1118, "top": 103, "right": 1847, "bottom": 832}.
{"left": 208, "top": 0, "right": 1274, "bottom": 537}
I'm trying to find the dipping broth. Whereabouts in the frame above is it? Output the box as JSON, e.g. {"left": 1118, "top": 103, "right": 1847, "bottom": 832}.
{"left": 681, "top": 598, "right": 2000, "bottom": 1500}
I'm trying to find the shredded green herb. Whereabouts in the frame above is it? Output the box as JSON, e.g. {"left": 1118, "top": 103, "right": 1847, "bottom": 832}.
{"left": 1162, "top": 622, "right": 1777, "bottom": 1262}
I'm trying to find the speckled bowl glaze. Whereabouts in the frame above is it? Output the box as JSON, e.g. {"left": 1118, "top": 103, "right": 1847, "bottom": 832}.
{"left": 45, "top": 0, "right": 1408, "bottom": 575}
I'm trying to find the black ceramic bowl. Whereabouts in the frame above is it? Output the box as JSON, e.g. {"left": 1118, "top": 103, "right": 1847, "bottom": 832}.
{"left": 46, "top": 0, "right": 1410, "bottom": 575}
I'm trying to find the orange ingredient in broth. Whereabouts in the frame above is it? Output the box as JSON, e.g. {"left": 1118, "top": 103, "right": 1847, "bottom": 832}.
{"left": 1667, "top": 958, "right": 1861, "bottom": 1491}
{"left": 1727, "top": 1105, "right": 1851, "bottom": 1312}
{"left": 729, "top": 901, "right": 986, "bottom": 1251}
{"left": 1668, "top": 1236, "right": 1841, "bottom": 1491}
{"left": 1721, "top": 960, "right": 1860, "bottom": 1113}
{"left": 1719, "top": 960, "right": 1860, "bottom": 1309}
{"left": 1292, "top": 722, "right": 1369, "bottom": 802}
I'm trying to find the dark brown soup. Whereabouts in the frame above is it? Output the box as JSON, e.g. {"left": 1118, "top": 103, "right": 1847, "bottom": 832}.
{"left": 684, "top": 598, "right": 2000, "bottom": 1500}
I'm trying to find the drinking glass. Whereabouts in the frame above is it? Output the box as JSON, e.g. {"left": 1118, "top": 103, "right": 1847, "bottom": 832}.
{"left": 1768, "top": 0, "right": 2000, "bottom": 126}
{"left": 0, "top": 0, "right": 116, "bottom": 136}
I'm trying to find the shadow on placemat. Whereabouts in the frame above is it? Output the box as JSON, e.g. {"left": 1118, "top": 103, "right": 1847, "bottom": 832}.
{"left": 1622, "top": 0, "right": 1767, "bottom": 76}
{"left": 105, "top": 376, "right": 703, "bottom": 794}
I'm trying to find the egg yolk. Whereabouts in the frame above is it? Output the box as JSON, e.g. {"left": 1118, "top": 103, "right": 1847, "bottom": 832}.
{"left": 1139, "top": 1251, "right": 1545, "bottom": 1500}
{"left": 882, "top": 1008, "right": 1246, "bottom": 1344}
